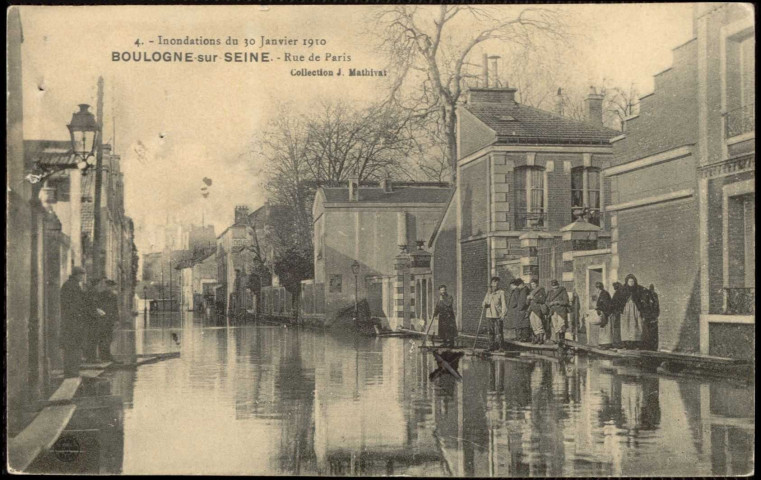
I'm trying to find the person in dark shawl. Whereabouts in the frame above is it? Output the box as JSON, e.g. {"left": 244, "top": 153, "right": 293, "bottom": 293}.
{"left": 594, "top": 282, "right": 614, "bottom": 347}
{"left": 432, "top": 285, "right": 458, "bottom": 347}
{"left": 546, "top": 280, "right": 570, "bottom": 343}
{"left": 527, "top": 277, "right": 548, "bottom": 344}
{"left": 508, "top": 278, "right": 531, "bottom": 342}
{"left": 611, "top": 274, "right": 650, "bottom": 349}
{"left": 642, "top": 284, "right": 660, "bottom": 351}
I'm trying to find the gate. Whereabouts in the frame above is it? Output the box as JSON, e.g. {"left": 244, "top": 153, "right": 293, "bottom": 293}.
{"left": 537, "top": 238, "right": 564, "bottom": 288}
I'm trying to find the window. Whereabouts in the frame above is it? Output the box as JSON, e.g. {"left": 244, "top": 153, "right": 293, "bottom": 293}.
{"left": 515, "top": 166, "right": 545, "bottom": 229}
{"left": 329, "top": 274, "right": 342, "bottom": 293}
{"left": 571, "top": 167, "right": 602, "bottom": 226}
{"left": 725, "top": 30, "right": 755, "bottom": 138}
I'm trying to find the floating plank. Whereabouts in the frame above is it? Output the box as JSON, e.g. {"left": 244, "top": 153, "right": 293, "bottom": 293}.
{"left": 47, "top": 378, "right": 82, "bottom": 404}
{"left": 7, "top": 404, "right": 77, "bottom": 473}
{"left": 396, "top": 328, "right": 428, "bottom": 337}
{"left": 79, "top": 361, "right": 111, "bottom": 369}
{"left": 637, "top": 349, "right": 750, "bottom": 366}
{"left": 503, "top": 339, "right": 560, "bottom": 352}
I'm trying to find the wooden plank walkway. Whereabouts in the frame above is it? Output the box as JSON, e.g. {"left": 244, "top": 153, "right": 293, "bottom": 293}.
{"left": 47, "top": 378, "right": 82, "bottom": 404}
{"left": 7, "top": 404, "right": 77, "bottom": 473}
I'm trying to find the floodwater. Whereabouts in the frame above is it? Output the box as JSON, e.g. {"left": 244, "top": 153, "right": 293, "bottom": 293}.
{"left": 89, "top": 312, "right": 753, "bottom": 476}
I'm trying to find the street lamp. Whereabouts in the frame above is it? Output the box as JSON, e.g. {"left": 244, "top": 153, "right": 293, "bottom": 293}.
{"left": 67, "top": 104, "right": 100, "bottom": 170}
{"left": 351, "top": 260, "right": 360, "bottom": 323}
{"left": 143, "top": 285, "right": 148, "bottom": 327}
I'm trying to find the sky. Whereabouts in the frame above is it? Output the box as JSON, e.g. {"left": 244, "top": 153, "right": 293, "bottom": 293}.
{"left": 16, "top": 4, "right": 695, "bottom": 253}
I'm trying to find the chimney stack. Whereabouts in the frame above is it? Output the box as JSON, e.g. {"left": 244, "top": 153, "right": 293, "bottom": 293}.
{"left": 585, "top": 86, "right": 604, "bottom": 126}
{"left": 380, "top": 173, "right": 393, "bottom": 193}
{"left": 348, "top": 172, "right": 359, "bottom": 201}
{"left": 555, "top": 88, "right": 564, "bottom": 116}
{"left": 234, "top": 205, "right": 250, "bottom": 224}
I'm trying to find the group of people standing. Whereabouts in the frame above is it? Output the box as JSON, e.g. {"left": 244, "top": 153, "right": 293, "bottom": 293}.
{"left": 432, "top": 274, "right": 658, "bottom": 351}
{"left": 60, "top": 267, "right": 121, "bottom": 377}
{"left": 594, "top": 274, "right": 660, "bottom": 350}
{"left": 430, "top": 276, "right": 582, "bottom": 351}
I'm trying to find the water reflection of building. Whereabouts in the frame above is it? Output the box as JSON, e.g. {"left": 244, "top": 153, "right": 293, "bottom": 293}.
{"left": 312, "top": 336, "right": 444, "bottom": 476}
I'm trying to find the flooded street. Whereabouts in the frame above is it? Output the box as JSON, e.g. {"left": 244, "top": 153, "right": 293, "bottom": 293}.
{"left": 99, "top": 312, "right": 754, "bottom": 476}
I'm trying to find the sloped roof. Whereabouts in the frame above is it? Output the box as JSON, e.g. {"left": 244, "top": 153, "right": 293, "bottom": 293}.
{"left": 322, "top": 185, "right": 452, "bottom": 204}
{"left": 464, "top": 102, "right": 619, "bottom": 145}
{"left": 24, "top": 140, "right": 76, "bottom": 168}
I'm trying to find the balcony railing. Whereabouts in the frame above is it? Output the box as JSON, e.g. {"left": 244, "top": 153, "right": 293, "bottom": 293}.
{"left": 723, "top": 287, "right": 755, "bottom": 315}
{"left": 725, "top": 103, "right": 755, "bottom": 139}
{"left": 516, "top": 211, "right": 546, "bottom": 230}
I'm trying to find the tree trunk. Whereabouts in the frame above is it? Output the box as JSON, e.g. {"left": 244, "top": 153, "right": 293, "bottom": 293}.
{"left": 445, "top": 106, "right": 457, "bottom": 182}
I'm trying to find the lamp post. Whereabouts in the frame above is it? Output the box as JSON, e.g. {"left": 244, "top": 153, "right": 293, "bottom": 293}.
{"left": 351, "top": 260, "right": 360, "bottom": 324}
{"left": 143, "top": 285, "right": 148, "bottom": 327}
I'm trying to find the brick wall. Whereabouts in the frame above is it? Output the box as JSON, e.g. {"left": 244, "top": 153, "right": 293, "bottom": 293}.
{"left": 617, "top": 197, "right": 701, "bottom": 352}
{"left": 612, "top": 40, "right": 698, "bottom": 166}
{"left": 460, "top": 239, "right": 488, "bottom": 333}
{"left": 460, "top": 158, "right": 488, "bottom": 239}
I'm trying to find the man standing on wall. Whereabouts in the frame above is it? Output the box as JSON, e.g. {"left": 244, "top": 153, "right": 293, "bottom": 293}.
{"left": 482, "top": 276, "right": 507, "bottom": 351}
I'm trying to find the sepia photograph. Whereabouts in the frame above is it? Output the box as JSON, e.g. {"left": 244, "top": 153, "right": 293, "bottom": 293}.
{"left": 5, "top": 3, "right": 755, "bottom": 476}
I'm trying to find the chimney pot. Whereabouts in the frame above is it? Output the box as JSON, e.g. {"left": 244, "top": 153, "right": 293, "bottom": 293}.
{"left": 381, "top": 175, "right": 393, "bottom": 193}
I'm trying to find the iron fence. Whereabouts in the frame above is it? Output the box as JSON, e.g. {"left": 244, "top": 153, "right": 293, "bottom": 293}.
{"left": 725, "top": 104, "right": 755, "bottom": 138}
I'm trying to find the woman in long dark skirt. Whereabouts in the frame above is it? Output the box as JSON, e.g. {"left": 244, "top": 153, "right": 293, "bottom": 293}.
{"left": 611, "top": 274, "right": 650, "bottom": 349}
{"left": 433, "top": 285, "right": 458, "bottom": 347}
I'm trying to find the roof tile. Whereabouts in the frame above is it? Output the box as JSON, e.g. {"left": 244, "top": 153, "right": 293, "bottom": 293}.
{"left": 464, "top": 101, "right": 619, "bottom": 145}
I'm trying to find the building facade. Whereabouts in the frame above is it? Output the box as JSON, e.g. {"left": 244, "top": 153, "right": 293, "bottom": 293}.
{"left": 433, "top": 86, "right": 619, "bottom": 334}
{"left": 608, "top": 3, "right": 754, "bottom": 357}
{"left": 312, "top": 180, "right": 451, "bottom": 327}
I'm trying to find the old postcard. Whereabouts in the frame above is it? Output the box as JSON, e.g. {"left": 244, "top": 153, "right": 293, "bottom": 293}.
{"left": 6, "top": 4, "right": 754, "bottom": 476}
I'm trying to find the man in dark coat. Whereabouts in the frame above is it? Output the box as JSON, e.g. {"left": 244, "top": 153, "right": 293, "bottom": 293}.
{"left": 60, "top": 267, "right": 88, "bottom": 377}
{"left": 94, "top": 279, "right": 119, "bottom": 361}
{"left": 508, "top": 278, "right": 531, "bottom": 342}
{"left": 82, "top": 278, "right": 101, "bottom": 363}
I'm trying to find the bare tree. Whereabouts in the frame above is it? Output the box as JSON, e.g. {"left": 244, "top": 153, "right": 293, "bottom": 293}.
{"left": 372, "top": 5, "right": 570, "bottom": 178}
{"left": 303, "top": 100, "right": 419, "bottom": 185}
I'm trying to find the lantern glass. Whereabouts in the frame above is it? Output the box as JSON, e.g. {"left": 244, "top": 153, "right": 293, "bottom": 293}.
{"left": 351, "top": 260, "right": 360, "bottom": 275}
{"left": 67, "top": 104, "right": 99, "bottom": 160}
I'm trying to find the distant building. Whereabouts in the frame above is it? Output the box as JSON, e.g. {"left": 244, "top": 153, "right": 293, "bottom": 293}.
{"left": 311, "top": 179, "right": 451, "bottom": 327}
{"left": 216, "top": 205, "right": 257, "bottom": 316}
{"left": 176, "top": 247, "right": 217, "bottom": 312}
{"left": 185, "top": 224, "right": 216, "bottom": 252}
{"left": 607, "top": 4, "right": 754, "bottom": 357}
{"left": 432, "top": 80, "right": 619, "bottom": 335}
